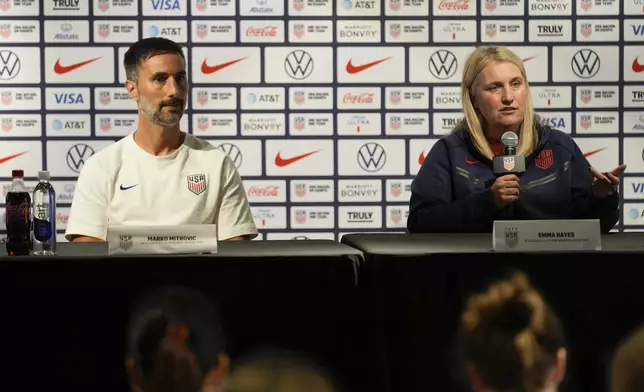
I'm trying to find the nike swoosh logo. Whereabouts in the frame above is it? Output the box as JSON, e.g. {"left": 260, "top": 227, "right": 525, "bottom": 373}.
{"left": 54, "top": 57, "right": 101, "bottom": 74}
{"left": 632, "top": 57, "right": 644, "bottom": 73}
{"left": 522, "top": 56, "right": 536, "bottom": 62}
{"left": 584, "top": 148, "right": 606, "bottom": 158}
{"left": 465, "top": 157, "right": 478, "bottom": 164}
{"left": 275, "top": 150, "right": 320, "bottom": 167}
{"left": 0, "top": 151, "right": 27, "bottom": 165}
{"left": 120, "top": 184, "right": 138, "bottom": 191}
{"left": 201, "top": 57, "right": 247, "bottom": 74}
{"left": 346, "top": 57, "right": 392, "bottom": 74}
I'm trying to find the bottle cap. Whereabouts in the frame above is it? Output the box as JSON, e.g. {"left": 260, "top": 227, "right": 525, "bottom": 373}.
{"left": 11, "top": 169, "right": 24, "bottom": 178}
{"left": 38, "top": 170, "right": 50, "bottom": 180}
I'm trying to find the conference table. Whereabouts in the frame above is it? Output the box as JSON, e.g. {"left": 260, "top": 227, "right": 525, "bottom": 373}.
{"left": 341, "top": 232, "right": 644, "bottom": 392}
{"left": 0, "top": 240, "right": 366, "bottom": 392}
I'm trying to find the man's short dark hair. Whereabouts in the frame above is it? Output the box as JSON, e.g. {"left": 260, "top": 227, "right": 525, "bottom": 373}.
{"left": 123, "top": 37, "right": 185, "bottom": 82}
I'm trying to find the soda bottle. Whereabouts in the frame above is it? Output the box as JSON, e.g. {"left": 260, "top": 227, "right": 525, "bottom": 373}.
{"left": 5, "top": 169, "right": 31, "bottom": 256}
{"left": 32, "top": 170, "right": 56, "bottom": 256}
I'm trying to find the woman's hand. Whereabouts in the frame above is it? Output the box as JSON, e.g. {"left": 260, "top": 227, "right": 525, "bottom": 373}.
{"left": 590, "top": 165, "right": 626, "bottom": 198}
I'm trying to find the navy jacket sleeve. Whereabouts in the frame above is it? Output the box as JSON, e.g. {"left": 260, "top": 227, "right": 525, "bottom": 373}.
{"left": 568, "top": 141, "right": 619, "bottom": 233}
{"left": 407, "top": 138, "right": 497, "bottom": 233}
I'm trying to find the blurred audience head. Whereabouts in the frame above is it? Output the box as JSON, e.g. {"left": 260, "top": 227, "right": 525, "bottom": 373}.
{"left": 225, "top": 348, "right": 339, "bottom": 392}
{"left": 461, "top": 272, "right": 566, "bottom": 392}
{"left": 459, "top": 46, "right": 537, "bottom": 159}
{"left": 125, "top": 286, "right": 229, "bottom": 392}
{"left": 611, "top": 324, "right": 644, "bottom": 392}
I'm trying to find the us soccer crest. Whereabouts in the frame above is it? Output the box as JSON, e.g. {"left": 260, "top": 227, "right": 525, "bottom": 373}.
{"left": 294, "top": 209, "right": 306, "bottom": 224}
{"left": 504, "top": 228, "right": 518, "bottom": 248}
{"left": 294, "top": 183, "right": 307, "bottom": 197}
{"left": 503, "top": 156, "right": 515, "bottom": 171}
{"left": 197, "top": 90, "right": 208, "bottom": 105}
{"left": 187, "top": 174, "right": 207, "bottom": 195}
{"left": 390, "top": 182, "right": 402, "bottom": 197}
{"left": 98, "top": 0, "right": 110, "bottom": 11}
{"left": 580, "top": 115, "right": 592, "bottom": 129}
{"left": 99, "top": 91, "right": 111, "bottom": 105}
{"left": 1, "top": 91, "right": 11, "bottom": 105}
{"left": 0, "top": 24, "right": 9, "bottom": 38}
{"left": 389, "top": 90, "right": 401, "bottom": 104}
{"left": 389, "top": 24, "right": 401, "bottom": 38}
{"left": 196, "top": 24, "right": 208, "bottom": 38}
{"left": 119, "top": 235, "right": 133, "bottom": 251}
{"left": 390, "top": 116, "right": 401, "bottom": 130}
{"left": 1, "top": 118, "right": 12, "bottom": 132}
{"left": 100, "top": 117, "right": 111, "bottom": 132}
{"left": 390, "top": 209, "right": 402, "bottom": 224}
{"left": 535, "top": 149, "right": 553, "bottom": 170}
{"left": 580, "top": 89, "right": 592, "bottom": 103}
{"left": 293, "top": 116, "right": 305, "bottom": 130}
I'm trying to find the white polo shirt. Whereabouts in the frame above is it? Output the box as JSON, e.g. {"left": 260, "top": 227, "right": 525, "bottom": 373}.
{"left": 65, "top": 133, "right": 258, "bottom": 242}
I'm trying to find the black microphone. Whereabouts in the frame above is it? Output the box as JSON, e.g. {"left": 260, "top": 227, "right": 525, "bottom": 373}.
{"left": 493, "top": 131, "right": 526, "bottom": 176}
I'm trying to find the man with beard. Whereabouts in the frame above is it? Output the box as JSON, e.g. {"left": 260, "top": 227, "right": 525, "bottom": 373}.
{"left": 65, "top": 38, "right": 257, "bottom": 242}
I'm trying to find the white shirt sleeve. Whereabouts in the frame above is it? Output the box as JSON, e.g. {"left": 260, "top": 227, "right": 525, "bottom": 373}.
{"left": 65, "top": 156, "right": 109, "bottom": 241}
{"left": 215, "top": 154, "right": 258, "bottom": 240}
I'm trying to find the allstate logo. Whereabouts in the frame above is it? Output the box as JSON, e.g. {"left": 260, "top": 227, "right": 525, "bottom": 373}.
{"left": 52, "top": 120, "right": 62, "bottom": 131}
{"left": 247, "top": 93, "right": 257, "bottom": 104}
{"left": 148, "top": 25, "right": 159, "bottom": 36}
{"left": 629, "top": 208, "right": 640, "bottom": 220}
{"left": 342, "top": 0, "right": 353, "bottom": 10}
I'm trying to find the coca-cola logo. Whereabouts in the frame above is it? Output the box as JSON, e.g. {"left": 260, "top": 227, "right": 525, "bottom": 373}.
{"left": 248, "top": 186, "right": 279, "bottom": 197}
{"left": 5, "top": 203, "right": 29, "bottom": 216}
{"left": 246, "top": 26, "right": 278, "bottom": 37}
{"left": 343, "top": 93, "right": 374, "bottom": 104}
{"left": 438, "top": 0, "right": 469, "bottom": 10}
{"left": 56, "top": 213, "right": 69, "bottom": 225}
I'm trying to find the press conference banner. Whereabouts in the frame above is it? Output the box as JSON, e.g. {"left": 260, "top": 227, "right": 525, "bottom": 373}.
{"left": 0, "top": 0, "right": 643, "bottom": 240}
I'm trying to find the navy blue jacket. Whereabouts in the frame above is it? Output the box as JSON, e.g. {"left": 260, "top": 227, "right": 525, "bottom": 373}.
{"left": 407, "top": 125, "right": 619, "bottom": 233}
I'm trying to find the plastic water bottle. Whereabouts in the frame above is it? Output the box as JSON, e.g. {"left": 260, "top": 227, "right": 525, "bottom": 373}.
{"left": 32, "top": 171, "right": 56, "bottom": 256}
{"left": 5, "top": 169, "right": 31, "bottom": 256}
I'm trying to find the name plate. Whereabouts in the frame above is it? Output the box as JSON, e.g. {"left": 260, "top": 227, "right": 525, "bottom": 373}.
{"left": 107, "top": 224, "right": 218, "bottom": 255}
{"left": 493, "top": 219, "right": 601, "bottom": 252}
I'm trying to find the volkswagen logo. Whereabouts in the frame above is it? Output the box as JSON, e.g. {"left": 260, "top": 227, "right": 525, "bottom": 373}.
{"left": 357, "top": 142, "right": 386, "bottom": 172}
{"left": 66, "top": 144, "right": 95, "bottom": 173}
{"left": 571, "top": 49, "right": 600, "bottom": 79}
{"left": 0, "top": 50, "right": 20, "bottom": 80}
{"left": 215, "top": 143, "right": 242, "bottom": 169}
{"left": 284, "top": 50, "right": 314, "bottom": 80}
{"left": 428, "top": 50, "right": 457, "bottom": 80}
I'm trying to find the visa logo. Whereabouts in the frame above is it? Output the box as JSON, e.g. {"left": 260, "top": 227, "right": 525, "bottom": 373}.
{"left": 541, "top": 118, "right": 566, "bottom": 128}
{"left": 151, "top": 0, "right": 180, "bottom": 10}
{"left": 632, "top": 182, "right": 644, "bottom": 193}
{"left": 54, "top": 93, "right": 84, "bottom": 104}
{"left": 632, "top": 25, "right": 644, "bottom": 36}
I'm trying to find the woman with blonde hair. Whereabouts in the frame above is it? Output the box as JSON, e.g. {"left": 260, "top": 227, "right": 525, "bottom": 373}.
{"left": 461, "top": 272, "right": 567, "bottom": 392}
{"left": 407, "top": 46, "right": 624, "bottom": 233}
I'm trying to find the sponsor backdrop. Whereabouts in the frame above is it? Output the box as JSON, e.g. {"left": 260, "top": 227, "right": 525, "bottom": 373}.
{"left": 0, "top": 0, "right": 643, "bottom": 241}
